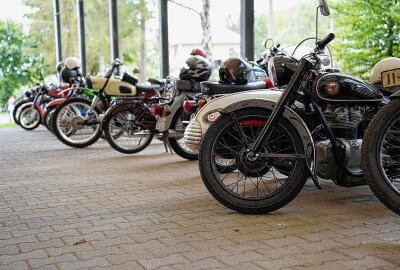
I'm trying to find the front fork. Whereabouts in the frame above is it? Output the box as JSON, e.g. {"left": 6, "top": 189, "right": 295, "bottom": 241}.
{"left": 250, "top": 59, "right": 311, "bottom": 153}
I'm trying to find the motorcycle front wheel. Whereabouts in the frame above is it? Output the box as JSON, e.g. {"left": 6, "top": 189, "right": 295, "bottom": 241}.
{"left": 104, "top": 108, "right": 153, "bottom": 154}
{"left": 19, "top": 105, "right": 41, "bottom": 130}
{"left": 199, "top": 107, "right": 308, "bottom": 214}
{"left": 43, "top": 106, "right": 57, "bottom": 133}
{"left": 13, "top": 99, "right": 27, "bottom": 125}
{"left": 168, "top": 109, "right": 198, "bottom": 160}
{"left": 362, "top": 99, "right": 400, "bottom": 216}
{"left": 52, "top": 98, "right": 102, "bottom": 148}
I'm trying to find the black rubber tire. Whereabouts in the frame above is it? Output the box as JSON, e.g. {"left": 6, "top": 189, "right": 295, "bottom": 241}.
{"left": 199, "top": 107, "right": 308, "bottom": 214}
{"left": 52, "top": 98, "right": 102, "bottom": 148}
{"left": 104, "top": 106, "right": 154, "bottom": 154}
{"left": 43, "top": 106, "right": 57, "bottom": 133}
{"left": 13, "top": 99, "right": 27, "bottom": 126}
{"left": 19, "top": 106, "right": 41, "bottom": 130}
{"left": 168, "top": 110, "right": 198, "bottom": 160}
{"left": 361, "top": 99, "right": 400, "bottom": 216}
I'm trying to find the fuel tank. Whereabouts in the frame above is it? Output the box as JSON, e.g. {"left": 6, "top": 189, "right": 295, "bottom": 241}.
{"left": 87, "top": 75, "right": 137, "bottom": 96}
{"left": 312, "top": 73, "right": 383, "bottom": 104}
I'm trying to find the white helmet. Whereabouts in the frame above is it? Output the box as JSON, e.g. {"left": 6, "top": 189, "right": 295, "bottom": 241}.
{"left": 370, "top": 57, "right": 400, "bottom": 85}
{"left": 64, "top": 57, "right": 80, "bottom": 70}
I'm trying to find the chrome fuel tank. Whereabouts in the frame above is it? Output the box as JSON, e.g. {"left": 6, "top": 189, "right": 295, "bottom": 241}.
{"left": 312, "top": 73, "right": 383, "bottom": 104}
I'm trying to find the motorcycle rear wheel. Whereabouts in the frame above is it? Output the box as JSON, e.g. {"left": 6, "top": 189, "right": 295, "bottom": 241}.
{"left": 104, "top": 108, "right": 153, "bottom": 154}
{"left": 361, "top": 99, "right": 400, "bottom": 216}
{"left": 168, "top": 109, "right": 198, "bottom": 160}
{"left": 199, "top": 107, "right": 308, "bottom": 214}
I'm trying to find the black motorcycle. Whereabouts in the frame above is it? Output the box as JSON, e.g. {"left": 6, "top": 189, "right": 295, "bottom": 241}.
{"left": 198, "top": 0, "right": 393, "bottom": 214}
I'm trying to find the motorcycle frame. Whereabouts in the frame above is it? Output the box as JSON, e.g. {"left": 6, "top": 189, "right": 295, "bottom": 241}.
{"left": 235, "top": 57, "right": 366, "bottom": 180}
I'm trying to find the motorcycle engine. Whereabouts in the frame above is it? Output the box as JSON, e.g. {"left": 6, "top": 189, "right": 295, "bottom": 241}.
{"left": 315, "top": 105, "right": 366, "bottom": 187}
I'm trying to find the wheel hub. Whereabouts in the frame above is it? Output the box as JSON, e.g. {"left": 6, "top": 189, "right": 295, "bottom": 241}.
{"left": 237, "top": 148, "right": 271, "bottom": 177}
{"left": 71, "top": 116, "right": 85, "bottom": 130}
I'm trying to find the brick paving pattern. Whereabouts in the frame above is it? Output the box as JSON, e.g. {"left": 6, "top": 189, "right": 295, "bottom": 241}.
{"left": 0, "top": 126, "right": 399, "bottom": 270}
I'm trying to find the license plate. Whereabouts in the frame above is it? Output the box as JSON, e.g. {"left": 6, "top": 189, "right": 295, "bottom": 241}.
{"left": 156, "top": 117, "right": 167, "bottom": 131}
{"left": 382, "top": 69, "right": 400, "bottom": 88}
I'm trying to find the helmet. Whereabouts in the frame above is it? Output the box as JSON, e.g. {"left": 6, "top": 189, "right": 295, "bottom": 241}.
{"left": 60, "top": 67, "right": 79, "bottom": 83}
{"left": 219, "top": 57, "right": 256, "bottom": 85}
{"left": 179, "top": 55, "right": 212, "bottom": 81}
{"left": 190, "top": 48, "right": 207, "bottom": 58}
{"left": 56, "top": 61, "right": 64, "bottom": 73}
{"left": 371, "top": 57, "right": 400, "bottom": 94}
{"left": 64, "top": 57, "right": 80, "bottom": 70}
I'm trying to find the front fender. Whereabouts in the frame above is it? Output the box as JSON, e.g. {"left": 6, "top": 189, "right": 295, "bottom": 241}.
{"left": 103, "top": 100, "right": 157, "bottom": 132}
{"left": 45, "top": 98, "right": 66, "bottom": 110}
{"left": 220, "top": 98, "right": 315, "bottom": 171}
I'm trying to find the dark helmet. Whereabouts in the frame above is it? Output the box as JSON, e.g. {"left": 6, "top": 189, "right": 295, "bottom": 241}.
{"left": 60, "top": 67, "right": 79, "bottom": 83}
{"left": 190, "top": 48, "right": 207, "bottom": 59}
{"left": 179, "top": 55, "right": 212, "bottom": 81}
{"left": 219, "top": 57, "right": 256, "bottom": 85}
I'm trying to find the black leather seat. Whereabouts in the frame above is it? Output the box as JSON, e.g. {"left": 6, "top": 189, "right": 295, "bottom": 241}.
{"left": 148, "top": 77, "right": 166, "bottom": 85}
{"left": 136, "top": 83, "right": 162, "bottom": 94}
{"left": 200, "top": 81, "right": 267, "bottom": 95}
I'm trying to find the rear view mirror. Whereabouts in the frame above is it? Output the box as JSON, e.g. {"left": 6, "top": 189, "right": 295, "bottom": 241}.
{"left": 264, "top": 38, "right": 274, "bottom": 49}
{"left": 319, "top": 0, "right": 330, "bottom": 16}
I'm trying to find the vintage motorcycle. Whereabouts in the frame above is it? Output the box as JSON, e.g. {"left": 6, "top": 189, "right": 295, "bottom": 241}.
{"left": 102, "top": 53, "right": 215, "bottom": 159}
{"left": 51, "top": 57, "right": 163, "bottom": 148}
{"left": 197, "top": 0, "right": 392, "bottom": 214}
{"left": 16, "top": 82, "right": 69, "bottom": 130}
{"left": 361, "top": 58, "right": 400, "bottom": 216}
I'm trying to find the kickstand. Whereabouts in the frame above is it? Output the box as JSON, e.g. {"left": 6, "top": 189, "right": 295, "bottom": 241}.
{"left": 162, "top": 138, "right": 174, "bottom": 154}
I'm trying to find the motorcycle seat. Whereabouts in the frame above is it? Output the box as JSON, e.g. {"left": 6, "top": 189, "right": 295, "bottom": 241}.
{"left": 148, "top": 77, "right": 166, "bottom": 85}
{"left": 136, "top": 84, "right": 162, "bottom": 94}
{"left": 200, "top": 81, "right": 267, "bottom": 96}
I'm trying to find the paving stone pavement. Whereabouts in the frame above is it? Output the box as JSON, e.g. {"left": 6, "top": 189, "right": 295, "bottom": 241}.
{"left": 0, "top": 126, "right": 399, "bottom": 270}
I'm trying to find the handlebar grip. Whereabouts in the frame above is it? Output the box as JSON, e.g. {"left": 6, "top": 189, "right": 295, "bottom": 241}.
{"left": 317, "top": 33, "right": 335, "bottom": 50}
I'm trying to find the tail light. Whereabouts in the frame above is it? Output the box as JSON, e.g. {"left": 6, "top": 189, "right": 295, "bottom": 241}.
{"left": 183, "top": 100, "right": 197, "bottom": 114}
{"left": 150, "top": 103, "right": 162, "bottom": 116}
{"left": 264, "top": 78, "right": 274, "bottom": 89}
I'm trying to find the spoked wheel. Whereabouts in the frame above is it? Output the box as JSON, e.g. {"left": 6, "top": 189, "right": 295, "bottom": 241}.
{"left": 199, "top": 108, "right": 308, "bottom": 214}
{"left": 104, "top": 109, "right": 153, "bottom": 154}
{"left": 19, "top": 105, "right": 41, "bottom": 130}
{"left": 13, "top": 100, "right": 27, "bottom": 126}
{"left": 362, "top": 99, "right": 400, "bottom": 216}
{"left": 168, "top": 110, "right": 198, "bottom": 160}
{"left": 44, "top": 106, "right": 56, "bottom": 133}
{"left": 52, "top": 98, "right": 102, "bottom": 148}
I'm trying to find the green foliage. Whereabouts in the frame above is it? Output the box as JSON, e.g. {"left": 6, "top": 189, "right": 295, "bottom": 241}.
{"left": 22, "top": 0, "right": 158, "bottom": 78}
{"left": 331, "top": 0, "right": 400, "bottom": 78}
{"left": 229, "top": 0, "right": 331, "bottom": 59}
{"left": 0, "top": 20, "right": 45, "bottom": 107}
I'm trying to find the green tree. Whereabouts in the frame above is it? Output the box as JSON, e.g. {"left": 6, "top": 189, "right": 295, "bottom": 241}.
{"left": 22, "top": 0, "right": 157, "bottom": 79}
{"left": 0, "top": 21, "right": 45, "bottom": 107}
{"left": 332, "top": 0, "right": 400, "bottom": 77}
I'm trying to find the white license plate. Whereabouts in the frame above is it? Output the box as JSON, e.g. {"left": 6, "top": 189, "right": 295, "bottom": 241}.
{"left": 156, "top": 117, "right": 167, "bottom": 131}
{"left": 382, "top": 69, "right": 400, "bottom": 88}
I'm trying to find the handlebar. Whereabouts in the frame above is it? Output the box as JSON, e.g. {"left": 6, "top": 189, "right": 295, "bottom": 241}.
{"left": 316, "top": 33, "right": 335, "bottom": 50}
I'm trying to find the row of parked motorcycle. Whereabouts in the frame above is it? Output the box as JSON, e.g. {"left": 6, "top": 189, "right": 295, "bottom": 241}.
{"left": 13, "top": 0, "right": 400, "bottom": 217}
